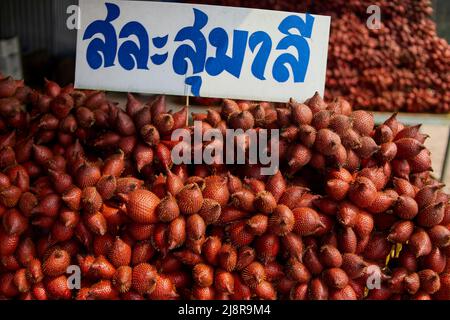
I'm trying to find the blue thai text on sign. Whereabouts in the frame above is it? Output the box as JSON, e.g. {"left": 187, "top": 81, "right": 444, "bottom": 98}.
{"left": 75, "top": 0, "right": 331, "bottom": 102}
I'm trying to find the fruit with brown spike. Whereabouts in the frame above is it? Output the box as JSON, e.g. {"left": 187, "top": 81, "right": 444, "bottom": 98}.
{"left": 325, "top": 179, "right": 349, "bottom": 201}
{"left": 409, "top": 149, "right": 432, "bottom": 173}
{"left": 42, "top": 248, "right": 71, "bottom": 277}
{"left": 254, "top": 233, "right": 280, "bottom": 264}
{"left": 341, "top": 253, "right": 367, "bottom": 279}
{"left": 395, "top": 138, "right": 426, "bottom": 159}
{"left": 297, "top": 124, "right": 316, "bottom": 148}
{"left": 192, "top": 263, "right": 214, "bottom": 287}
{"left": 404, "top": 272, "right": 420, "bottom": 295}
{"left": 218, "top": 244, "right": 237, "bottom": 272}
{"left": 314, "top": 129, "right": 342, "bottom": 156}
{"left": 421, "top": 247, "right": 446, "bottom": 274}
{"left": 176, "top": 183, "right": 204, "bottom": 215}
{"left": 418, "top": 269, "right": 441, "bottom": 294}
{"left": 322, "top": 268, "right": 349, "bottom": 289}
{"left": 303, "top": 246, "right": 324, "bottom": 275}
{"left": 125, "top": 189, "right": 160, "bottom": 223}
{"left": 269, "top": 205, "right": 295, "bottom": 236}
{"left": 156, "top": 194, "right": 180, "bottom": 223}
{"left": 250, "top": 190, "right": 275, "bottom": 214}
{"left": 112, "top": 266, "right": 132, "bottom": 293}
{"left": 292, "top": 207, "right": 325, "bottom": 236}
{"left": 415, "top": 184, "right": 444, "bottom": 209}
{"left": 109, "top": 237, "right": 132, "bottom": 268}
{"left": 409, "top": 229, "right": 433, "bottom": 258}
{"left": 254, "top": 280, "right": 276, "bottom": 300}
{"left": 308, "top": 278, "right": 329, "bottom": 300}
{"left": 388, "top": 220, "right": 414, "bottom": 243}
{"left": 287, "top": 258, "right": 311, "bottom": 284}
{"left": 337, "top": 227, "right": 358, "bottom": 254}
{"left": 132, "top": 263, "right": 158, "bottom": 295}
{"left": 46, "top": 275, "right": 71, "bottom": 300}
{"left": 428, "top": 225, "right": 450, "bottom": 248}
{"left": 416, "top": 202, "right": 445, "bottom": 227}
{"left": 348, "top": 177, "right": 377, "bottom": 208}
{"left": 393, "top": 195, "right": 419, "bottom": 220}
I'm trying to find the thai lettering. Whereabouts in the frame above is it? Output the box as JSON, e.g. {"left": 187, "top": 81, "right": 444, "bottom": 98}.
{"left": 249, "top": 31, "right": 272, "bottom": 80}
{"left": 272, "top": 14, "right": 315, "bottom": 83}
{"left": 81, "top": 3, "right": 317, "bottom": 95}
{"left": 118, "top": 21, "right": 150, "bottom": 70}
{"left": 172, "top": 8, "right": 208, "bottom": 96}
{"left": 205, "top": 28, "right": 249, "bottom": 78}
{"left": 83, "top": 3, "right": 120, "bottom": 69}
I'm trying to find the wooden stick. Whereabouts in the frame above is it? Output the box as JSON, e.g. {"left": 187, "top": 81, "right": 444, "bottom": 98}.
{"left": 186, "top": 95, "right": 190, "bottom": 126}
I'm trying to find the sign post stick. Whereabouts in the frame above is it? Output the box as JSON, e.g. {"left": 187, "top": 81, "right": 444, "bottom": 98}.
{"left": 185, "top": 95, "right": 190, "bottom": 126}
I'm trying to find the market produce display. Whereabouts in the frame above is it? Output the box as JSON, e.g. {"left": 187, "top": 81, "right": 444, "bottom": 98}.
{"left": 191, "top": 0, "right": 450, "bottom": 113}
{"left": 0, "top": 74, "right": 449, "bottom": 300}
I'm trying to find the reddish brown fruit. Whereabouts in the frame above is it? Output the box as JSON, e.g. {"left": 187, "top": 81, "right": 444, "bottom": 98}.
{"left": 109, "top": 237, "right": 132, "bottom": 268}
{"left": 393, "top": 195, "right": 419, "bottom": 220}
{"left": 254, "top": 281, "right": 276, "bottom": 300}
{"left": 292, "top": 207, "right": 324, "bottom": 236}
{"left": 409, "top": 229, "right": 433, "bottom": 258}
{"left": 46, "top": 275, "right": 71, "bottom": 300}
{"left": 348, "top": 177, "right": 377, "bottom": 208}
{"left": 319, "top": 245, "right": 343, "bottom": 268}
{"left": 388, "top": 220, "right": 414, "bottom": 243}
{"left": 363, "top": 233, "right": 391, "bottom": 261}
{"left": 418, "top": 269, "right": 441, "bottom": 294}
{"left": 428, "top": 225, "right": 450, "bottom": 248}
{"left": 202, "top": 237, "right": 222, "bottom": 266}
{"left": 323, "top": 268, "right": 349, "bottom": 289}
{"left": 342, "top": 254, "right": 367, "bottom": 279}
{"left": 0, "top": 228, "right": 19, "bottom": 256}
{"left": 254, "top": 233, "right": 279, "bottom": 264}
{"left": 416, "top": 202, "right": 445, "bottom": 227}
{"left": 337, "top": 227, "right": 357, "bottom": 254}
{"left": 112, "top": 266, "right": 132, "bottom": 293}
{"left": 198, "top": 198, "right": 221, "bottom": 225}
{"left": 218, "top": 244, "right": 237, "bottom": 272}
{"left": 156, "top": 194, "right": 180, "bottom": 223}
{"left": 192, "top": 263, "right": 214, "bottom": 287}
{"left": 176, "top": 183, "right": 203, "bottom": 215}
{"left": 231, "top": 188, "right": 255, "bottom": 212}
{"left": 326, "top": 179, "right": 349, "bottom": 201}
{"left": 287, "top": 258, "right": 311, "bottom": 284}
{"left": 404, "top": 272, "right": 420, "bottom": 294}
{"left": 269, "top": 205, "right": 295, "bottom": 236}
{"left": 337, "top": 202, "right": 359, "bottom": 227}
{"left": 421, "top": 247, "right": 446, "bottom": 274}
{"left": 395, "top": 138, "right": 426, "bottom": 159}
{"left": 125, "top": 189, "right": 160, "bottom": 223}
{"left": 202, "top": 175, "right": 229, "bottom": 207}
{"left": 303, "top": 246, "right": 324, "bottom": 275}
{"left": 42, "top": 249, "right": 70, "bottom": 277}
{"left": 132, "top": 263, "right": 158, "bottom": 295}
{"left": 351, "top": 110, "right": 374, "bottom": 136}
{"left": 353, "top": 211, "right": 374, "bottom": 239}
{"left": 314, "top": 129, "right": 342, "bottom": 156}
{"left": 281, "top": 233, "right": 303, "bottom": 262}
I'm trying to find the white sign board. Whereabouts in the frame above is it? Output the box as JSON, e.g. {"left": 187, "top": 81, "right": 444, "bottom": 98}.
{"left": 75, "top": 0, "right": 330, "bottom": 102}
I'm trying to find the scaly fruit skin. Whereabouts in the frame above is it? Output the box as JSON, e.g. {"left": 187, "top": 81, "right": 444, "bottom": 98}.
{"left": 125, "top": 189, "right": 160, "bottom": 223}
{"left": 132, "top": 263, "right": 158, "bottom": 295}
{"left": 42, "top": 249, "right": 71, "bottom": 277}
{"left": 1, "top": 77, "right": 449, "bottom": 301}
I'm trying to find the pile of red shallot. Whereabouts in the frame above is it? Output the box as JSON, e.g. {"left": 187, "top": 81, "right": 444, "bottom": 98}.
{"left": 190, "top": 0, "right": 450, "bottom": 113}
{"left": 0, "top": 74, "right": 449, "bottom": 300}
